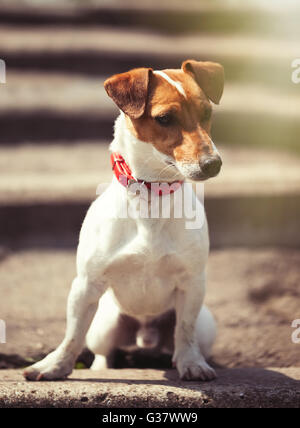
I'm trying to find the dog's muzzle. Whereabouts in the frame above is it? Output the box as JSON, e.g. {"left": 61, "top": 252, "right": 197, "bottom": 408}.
{"left": 200, "top": 155, "right": 222, "bottom": 178}
{"left": 176, "top": 154, "right": 222, "bottom": 181}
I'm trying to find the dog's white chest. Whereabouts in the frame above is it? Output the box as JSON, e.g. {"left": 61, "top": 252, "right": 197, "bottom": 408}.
{"left": 102, "top": 221, "right": 189, "bottom": 317}
{"left": 78, "top": 181, "right": 209, "bottom": 319}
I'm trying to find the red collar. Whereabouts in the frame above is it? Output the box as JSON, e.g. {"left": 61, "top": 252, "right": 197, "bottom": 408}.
{"left": 111, "top": 152, "right": 183, "bottom": 196}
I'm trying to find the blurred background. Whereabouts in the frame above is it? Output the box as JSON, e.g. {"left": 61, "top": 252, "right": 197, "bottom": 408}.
{"left": 0, "top": 0, "right": 299, "bottom": 371}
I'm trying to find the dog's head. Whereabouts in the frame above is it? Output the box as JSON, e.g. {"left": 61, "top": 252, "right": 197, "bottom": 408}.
{"left": 104, "top": 60, "right": 224, "bottom": 181}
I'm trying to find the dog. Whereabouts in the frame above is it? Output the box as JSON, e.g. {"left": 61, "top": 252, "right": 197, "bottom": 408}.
{"left": 24, "top": 59, "right": 224, "bottom": 381}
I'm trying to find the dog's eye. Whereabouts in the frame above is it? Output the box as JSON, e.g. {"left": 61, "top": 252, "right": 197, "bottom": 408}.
{"left": 155, "top": 113, "right": 174, "bottom": 127}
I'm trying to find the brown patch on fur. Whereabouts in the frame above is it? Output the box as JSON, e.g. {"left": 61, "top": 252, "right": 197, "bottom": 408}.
{"left": 173, "top": 128, "right": 214, "bottom": 162}
{"left": 105, "top": 60, "right": 224, "bottom": 164}
{"left": 182, "top": 60, "right": 225, "bottom": 105}
{"left": 127, "top": 69, "right": 216, "bottom": 163}
{"left": 104, "top": 68, "right": 152, "bottom": 119}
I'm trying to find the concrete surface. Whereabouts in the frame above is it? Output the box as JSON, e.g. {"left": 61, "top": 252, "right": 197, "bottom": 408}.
{"left": 0, "top": 6, "right": 299, "bottom": 150}
{"left": 1, "top": 27, "right": 298, "bottom": 61}
{"left": 0, "top": 26, "right": 297, "bottom": 90}
{"left": 0, "top": 0, "right": 299, "bottom": 39}
{"left": 1, "top": 0, "right": 300, "bottom": 409}
{"left": 1, "top": 248, "right": 300, "bottom": 368}
{"left": 0, "top": 368, "right": 300, "bottom": 408}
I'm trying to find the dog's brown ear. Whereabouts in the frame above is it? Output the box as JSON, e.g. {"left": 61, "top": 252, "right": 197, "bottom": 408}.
{"left": 182, "top": 60, "right": 224, "bottom": 104}
{"left": 104, "top": 68, "right": 152, "bottom": 119}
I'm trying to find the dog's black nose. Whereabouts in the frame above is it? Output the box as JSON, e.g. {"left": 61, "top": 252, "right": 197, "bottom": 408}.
{"left": 200, "top": 156, "right": 222, "bottom": 177}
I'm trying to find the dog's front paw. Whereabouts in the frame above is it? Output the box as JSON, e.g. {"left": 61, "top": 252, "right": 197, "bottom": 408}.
{"left": 173, "top": 347, "right": 216, "bottom": 382}
{"left": 24, "top": 350, "right": 74, "bottom": 381}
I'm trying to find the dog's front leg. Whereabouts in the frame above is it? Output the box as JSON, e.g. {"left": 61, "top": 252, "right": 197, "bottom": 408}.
{"left": 173, "top": 273, "right": 216, "bottom": 381}
{"left": 24, "top": 276, "right": 105, "bottom": 381}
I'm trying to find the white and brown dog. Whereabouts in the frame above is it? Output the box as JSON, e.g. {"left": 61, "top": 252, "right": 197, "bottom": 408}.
{"left": 24, "top": 59, "right": 224, "bottom": 381}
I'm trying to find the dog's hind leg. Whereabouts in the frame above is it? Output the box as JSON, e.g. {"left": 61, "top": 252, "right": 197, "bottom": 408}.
{"left": 90, "top": 354, "right": 111, "bottom": 370}
{"left": 86, "top": 289, "right": 138, "bottom": 369}
{"left": 194, "top": 305, "right": 217, "bottom": 360}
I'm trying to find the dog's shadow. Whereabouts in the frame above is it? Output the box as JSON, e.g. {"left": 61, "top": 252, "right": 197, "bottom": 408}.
{"left": 71, "top": 350, "right": 300, "bottom": 399}
{"left": 69, "top": 367, "right": 300, "bottom": 408}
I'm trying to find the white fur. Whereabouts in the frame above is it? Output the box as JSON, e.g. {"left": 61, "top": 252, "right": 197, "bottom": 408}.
{"left": 110, "top": 113, "right": 183, "bottom": 183}
{"left": 154, "top": 70, "right": 186, "bottom": 98}
{"left": 211, "top": 139, "right": 221, "bottom": 157}
{"left": 24, "top": 113, "right": 217, "bottom": 382}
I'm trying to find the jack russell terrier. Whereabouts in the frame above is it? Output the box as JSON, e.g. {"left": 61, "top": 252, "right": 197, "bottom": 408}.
{"left": 24, "top": 59, "right": 224, "bottom": 381}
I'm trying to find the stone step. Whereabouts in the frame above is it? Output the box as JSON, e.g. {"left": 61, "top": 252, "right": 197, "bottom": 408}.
{"left": 0, "top": 27, "right": 298, "bottom": 89}
{"left": 0, "top": 143, "right": 300, "bottom": 248}
{"left": 1, "top": 247, "right": 299, "bottom": 368}
{"left": 0, "top": 0, "right": 299, "bottom": 37}
{"left": 0, "top": 245, "right": 300, "bottom": 407}
{"left": 1, "top": 72, "right": 300, "bottom": 151}
{"left": 1, "top": 368, "right": 300, "bottom": 408}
